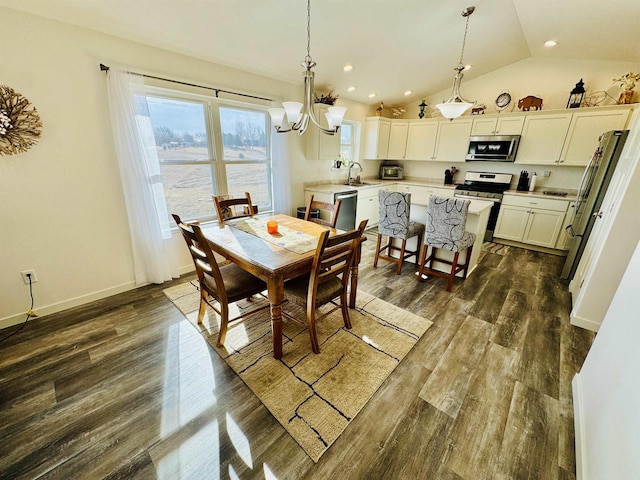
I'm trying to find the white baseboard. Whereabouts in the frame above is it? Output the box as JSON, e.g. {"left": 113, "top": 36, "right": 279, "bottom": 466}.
{"left": 0, "top": 263, "right": 195, "bottom": 331}
{"left": 572, "top": 374, "right": 587, "bottom": 480}
{"left": 570, "top": 312, "right": 601, "bottom": 332}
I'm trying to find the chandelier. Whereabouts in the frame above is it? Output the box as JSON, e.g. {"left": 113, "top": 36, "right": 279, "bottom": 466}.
{"left": 436, "top": 6, "right": 476, "bottom": 120}
{"left": 268, "top": 0, "right": 346, "bottom": 136}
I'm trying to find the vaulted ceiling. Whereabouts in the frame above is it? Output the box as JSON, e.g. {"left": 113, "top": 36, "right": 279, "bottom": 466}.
{"left": 2, "top": 0, "right": 638, "bottom": 105}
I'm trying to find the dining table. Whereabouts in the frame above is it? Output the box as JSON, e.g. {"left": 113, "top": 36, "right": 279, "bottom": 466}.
{"left": 200, "top": 213, "right": 365, "bottom": 359}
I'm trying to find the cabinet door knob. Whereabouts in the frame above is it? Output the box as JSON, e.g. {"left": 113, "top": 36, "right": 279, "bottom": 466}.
{"left": 593, "top": 211, "right": 603, "bottom": 219}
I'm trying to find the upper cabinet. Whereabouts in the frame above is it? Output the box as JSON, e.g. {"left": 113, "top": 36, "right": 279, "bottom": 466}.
{"left": 363, "top": 105, "right": 634, "bottom": 165}
{"left": 559, "top": 108, "right": 631, "bottom": 166}
{"left": 516, "top": 113, "right": 573, "bottom": 165}
{"left": 406, "top": 120, "right": 439, "bottom": 160}
{"left": 363, "top": 117, "right": 391, "bottom": 160}
{"left": 516, "top": 106, "right": 632, "bottom": 165}
{"left": 432, "top": 118, "right": 473, "bottom": 162}
{"left": 387, "top": 121, "right": 409, "bottom": 160}
{"left": 305, "top": 105, "right": 341, "bottom": 161}
{"left": 471, "top": 115, "right": 525, "bottom": 136}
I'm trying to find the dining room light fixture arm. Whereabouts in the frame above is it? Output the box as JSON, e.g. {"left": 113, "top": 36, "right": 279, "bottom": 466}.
{"left": 268, "top": 0, "right": 346, "bottom": 136}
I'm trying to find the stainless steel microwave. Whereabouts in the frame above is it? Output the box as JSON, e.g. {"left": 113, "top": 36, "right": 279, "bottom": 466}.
{"left": 380, "top": 165, "right": 404, "bottom": 180}
{"left": 466, "top": 135, "right": 520, "bottom": 162}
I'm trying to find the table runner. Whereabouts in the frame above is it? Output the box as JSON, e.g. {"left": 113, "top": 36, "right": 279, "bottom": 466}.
{"left": 230, "top": 217, "right": 319, "bottom": 254}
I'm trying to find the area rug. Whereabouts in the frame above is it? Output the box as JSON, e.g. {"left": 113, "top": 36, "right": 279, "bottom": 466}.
{"left": 482, "top": 241, "right": 511, "bottom": 256}
{"left": 163, "top": 281, "right": 432, "bottom": 462}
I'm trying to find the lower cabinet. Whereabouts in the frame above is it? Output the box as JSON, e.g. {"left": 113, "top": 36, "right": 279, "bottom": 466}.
{"left": 494, "top": 195, "right": 569, "bottom": 249}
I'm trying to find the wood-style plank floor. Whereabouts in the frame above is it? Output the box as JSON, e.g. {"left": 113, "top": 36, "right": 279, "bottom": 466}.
{"left": 0, "top": 231, "right": 595, "bottom": 479}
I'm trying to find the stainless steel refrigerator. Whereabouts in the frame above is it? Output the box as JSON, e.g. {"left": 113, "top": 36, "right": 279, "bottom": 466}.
{"left": 561, "top": 130, "right": 629, "bottom": 282}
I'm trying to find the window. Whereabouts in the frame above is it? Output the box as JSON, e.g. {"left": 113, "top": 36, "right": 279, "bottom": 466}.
{"left": 218, "top": 106, "right": 271, "bottom": 208}
{"left": 141, "top": 89, "right": 272, "bottom": 222}
{"left": 340, "top": 120, "right": 359, "bottom": 162}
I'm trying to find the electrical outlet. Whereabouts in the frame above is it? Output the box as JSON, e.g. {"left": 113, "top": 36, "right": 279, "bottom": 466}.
{"left": 543, "top": 170, "right": 551, "bottom": 178}
{"left": 20, "top": 270, "right": 38, "bottom": 284}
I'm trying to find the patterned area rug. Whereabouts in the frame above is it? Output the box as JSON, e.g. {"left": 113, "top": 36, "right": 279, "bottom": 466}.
{"left": 482, "top": 241, "right": 511, "bottom": 256}
{"left": 163, "top": 281, "right": 432, "bottom": 462}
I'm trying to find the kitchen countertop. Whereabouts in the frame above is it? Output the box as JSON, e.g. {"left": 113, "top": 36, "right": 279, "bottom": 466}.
{"left": 505, "top": 189, "right": 577, "bottom": 202}
{"left": 304, "top": 178, "right": 459, "bottom": 194}
{"left": 304, "top": 179, "right": 577, "bottom": 202}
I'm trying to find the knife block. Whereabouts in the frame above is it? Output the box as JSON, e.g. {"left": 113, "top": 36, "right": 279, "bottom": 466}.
{"left": 516, "top": 176, "right": 530, "bottom": 191}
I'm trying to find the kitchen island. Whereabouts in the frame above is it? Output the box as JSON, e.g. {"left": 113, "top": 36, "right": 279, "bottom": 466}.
{"left": 407, "top": 197, "right": 493, "bottom": 278}
{"left": 304, "top": 179, "right": 493, "bottom": 277}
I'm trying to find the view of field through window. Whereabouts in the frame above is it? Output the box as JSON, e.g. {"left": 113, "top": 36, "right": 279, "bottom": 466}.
{"left": 142, "top": 95, "right": 271, "bottom": 222}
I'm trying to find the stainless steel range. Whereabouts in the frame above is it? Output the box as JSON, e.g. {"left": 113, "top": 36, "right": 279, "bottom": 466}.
{"left": 454, "top": 171, "right": 513, "bottom": 241}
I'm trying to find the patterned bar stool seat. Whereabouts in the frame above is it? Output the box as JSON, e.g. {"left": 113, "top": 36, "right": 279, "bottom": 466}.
{"left": 417, "top": 195, "right": 476, "bottom": 291}
{"left": 373, "top": 190, "right": 425, "bottom": 275}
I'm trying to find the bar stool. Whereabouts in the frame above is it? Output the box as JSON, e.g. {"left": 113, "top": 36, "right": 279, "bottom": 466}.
{"left": 417, "top": 196, "right": 476, "bottom": 291}
{"left": 373, "top": 190, "right": 425, "bottom": 275}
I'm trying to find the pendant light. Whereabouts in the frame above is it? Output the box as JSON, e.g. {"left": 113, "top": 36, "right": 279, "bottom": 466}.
{"left": 436, "top": 6, "right": 476, "bottom": 120}
{"left": 268, "top": 0, "right": 346, "bottom": 136}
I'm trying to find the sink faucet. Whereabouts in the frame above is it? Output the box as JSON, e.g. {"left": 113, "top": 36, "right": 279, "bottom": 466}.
{"left": 347, "top": 162, "right": 362, "bottom": 185}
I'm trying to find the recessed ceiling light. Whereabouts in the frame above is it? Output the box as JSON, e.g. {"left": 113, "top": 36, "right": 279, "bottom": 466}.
{"left": 368, "top": 93, "right": 377, "bottom": 98}
{"left": 544, "top": 40, "right": 558, "bottom": 47}
{"left": 343, "top": 64, "right": 354, "bottom": 72}
{"left": 347, "top": 86, "right": 356, "bottom": 92}
{"left": 463, "top": 64, "right": 472, "bottom": 71}
{"left": 404, "top": 90, "right": 413, "bottom": 96}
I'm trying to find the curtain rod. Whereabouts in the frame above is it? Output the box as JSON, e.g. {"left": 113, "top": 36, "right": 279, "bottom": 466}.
{"left": 99, "top": 63, "right": 273, "bottom": 102}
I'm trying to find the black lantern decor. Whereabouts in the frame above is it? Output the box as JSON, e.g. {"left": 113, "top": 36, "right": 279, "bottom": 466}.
{"left": 567, "top": 78, "right": 586, "bottom": 108}
{"left": 418, "top": 100, "right": 428, "bottom": 119}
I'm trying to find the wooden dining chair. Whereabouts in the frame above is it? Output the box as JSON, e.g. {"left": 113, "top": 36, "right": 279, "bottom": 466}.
{"left": 172, "top": 214, "right": 268, "bottom": 347}
{"left": 283, "top": 219, "right": 368, "bottom": 354}
{"left": 213, "top": 192, "right": 255, "bottom": 221}
{"left": 304, "top": 194, "right": 342, "bottom": 228}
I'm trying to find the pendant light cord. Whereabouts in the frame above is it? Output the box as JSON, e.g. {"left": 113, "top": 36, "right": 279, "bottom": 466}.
{"left": 305, "top": 0, "right": 313, "bottom": 65}
{"left": 458, "top": 12, "right": 471, "bottom": 68}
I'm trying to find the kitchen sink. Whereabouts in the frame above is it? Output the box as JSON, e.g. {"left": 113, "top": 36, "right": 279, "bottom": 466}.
{"left": 343, "top": 181, "right": 380, "bottom": 187}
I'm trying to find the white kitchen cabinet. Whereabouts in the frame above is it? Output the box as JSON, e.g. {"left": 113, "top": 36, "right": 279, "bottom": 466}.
{"left": 305, "top": 105, "right": 341, "bottom": 161}
{"left": 363, "top": 117, "right": 391, "bottom": 160}
{"left": 471, "top": 115, "right": 525, "bottom": 135}
{"left": 432, "top": 117, "right": 473, "bottom": 162}
{"left": 387, "top": 121, "right": 409, "bottom": 160}
{"left": 405, "top": 120, "right": 439, "bottom": 160}
{"left": 559, "top": 108, "right": 631, "bottom": 166}
{"left": 494, "top": 194, "right": 569, "bottom": 248}
{"left": 516, "top": 113, "right": 572, "bottom": 165}
{"left": 555, "top": 201, "right": 576, "bottom": 250}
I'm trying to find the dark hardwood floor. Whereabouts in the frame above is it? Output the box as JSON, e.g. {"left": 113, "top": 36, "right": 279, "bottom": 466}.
{"left": 0, "top": 231, "right": 595, "bottom": 479}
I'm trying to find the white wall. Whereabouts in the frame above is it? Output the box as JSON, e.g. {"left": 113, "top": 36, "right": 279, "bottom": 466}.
{"left": 572, "top": 241, "right": 640, "bottom": 479}
{"left": 401, "top": 57, "right": 640, "bottom": 117}
{"left": 0, "top": 7, "right": 370, "bottom": 327}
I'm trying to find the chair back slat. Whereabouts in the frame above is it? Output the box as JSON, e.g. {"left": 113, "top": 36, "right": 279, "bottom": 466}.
{"left": 308, "top": 220, "right": 368, "bottom": 296}
{"left": 214, "top": 192, "right": 255, "bottom": 221}
{"left": 172, "top": 214, "right": 227, "bottom": 302}
{"left": 305, "top": 195, "right": 342, "bottom": 228}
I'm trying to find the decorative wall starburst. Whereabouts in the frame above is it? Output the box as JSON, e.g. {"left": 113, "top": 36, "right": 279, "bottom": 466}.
{"left": 0, "top": 85, "right": 42, "bottom": 155}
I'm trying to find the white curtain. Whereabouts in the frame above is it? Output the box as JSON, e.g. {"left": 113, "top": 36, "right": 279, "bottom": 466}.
{"left": 271, "top": 128, "right": 292, "bottom": 214}
{"left": 106, "top": 68, "right": 179, "bottom": 285}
